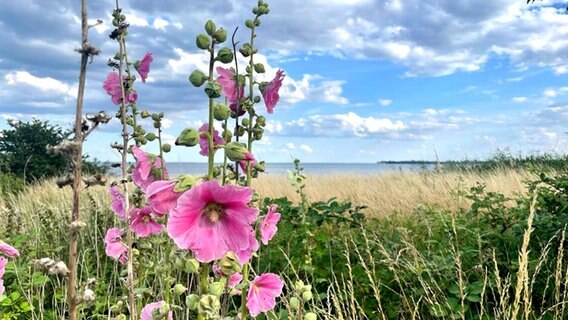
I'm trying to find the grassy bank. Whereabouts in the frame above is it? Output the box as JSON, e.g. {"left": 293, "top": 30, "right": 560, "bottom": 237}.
{"left": 1, "top": 167, "right": 567, "bottom": 319}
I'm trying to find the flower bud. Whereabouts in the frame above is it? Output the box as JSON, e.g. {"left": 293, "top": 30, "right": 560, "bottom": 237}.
{"left": 237, "top": 126, "right": 246, "bottom": 137}
{"left": 289, "top": 297, "right": 300, "bottom": 310}
{"left": 189, "top": 70, "right": 207, "bottom": 87}
{"left": 151, "top": 113, "right": 160, "bottom": 121}
{"left": 222, "top": 129, "right": 232, "bottom": 142}
{"left": 209, "top": 282, "right": 225, "bottom": 297}
{"left": 224, "top": 142, "right": 252, "bottom": 161}
{"left": 214, "top": 104, "right": 231, "bottom": 121}
{"left": 214, "top": 28, "right": 227, "bottom": 43}
{"left": 304, "top": 312, "right": 317, "bottom": 320}
{"left": 254, "top": 63, "right": 265, "bottom": 73}
{"left": 242, "top": 118, "right": 250, "bottom": 127}
{"left": 186, "top": 294, "right": 200, "bottom": 310}
{"left": 176, "top": 128, "right": 199, "bottom": 147}
{"left": 239, "top": 43, "right": 252, "bottom": 57}
{"left": 157, "top": 304, "right": 171, "bottom": 318}
{"left": 198, "top": 294, "right": 221, "bottom": 317}
{"left": 162, "top": 143, "right": 171, "bottom": 153}
{"left": 173, "top": 284, "right": 188, "bottom": 296}
{"left": 294, "top": 280, "right": 305, "bottom": 292}
{"left": 245, "top": 19, "right": 255, "bottom": 29}
{"left": 216, "top": 47, "right": 234, "bottom": 64}
{"left": 174, "top": 175, "right": 196, "bottom": 193}
{"left": 196, "top": 34, "right": 211, "bottom": 50}
{"left": 302, "top": 290, "right": 313, "bottom": 302}
{"left": 218, "top": 252, "right": 241, "bottom": 276}
{"left": 116, "top": 315, "right": 127, "bottom": 320}
{"left": 153, "top": 121, "right": 160, "bottom": 129}
{"left": 253, "top": 95, "right": 261, "bottom": 103}
{"left": 174, "top": 257, "right": 185, "bottom": 269}
{"left": 256, "top": 115, "right": 266, "bottom": 126}
{"left": 185, "top": 258, "right": 200, "bottom": 274}
{"left": 254, "top": 161, "right": 266, "bottom": 172}
{"left": 204, "top": 81, "right": 222, "bottom": 99}
{"left": 145, "top": 133, "right": 156, "bottom": 141}
{"left": 204, "top": 20, "right": 216, "bottom": 36}
{"left": 140, "top": 110, "right": 151, "bottom": 118}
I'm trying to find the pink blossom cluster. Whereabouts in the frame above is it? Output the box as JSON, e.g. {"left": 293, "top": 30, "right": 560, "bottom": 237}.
{"left": 0, "top": 241, "right": 19, "bottom": 297}
{"left": 105, "top": 143, "right": 284, "bottom": 315}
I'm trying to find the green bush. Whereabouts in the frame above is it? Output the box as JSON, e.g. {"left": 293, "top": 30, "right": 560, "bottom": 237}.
{"left": 0, "top": 119, "right": 108, "bottom": 183}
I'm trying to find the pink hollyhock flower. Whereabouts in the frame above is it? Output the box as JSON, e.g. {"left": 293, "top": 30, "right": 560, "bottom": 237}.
{"left": 146, "top": 180, "right": 181, "bottom": 216}
{"left": 198, "top": 123, "right": 225, "bottom": 157}
{"left": 127, "top": 90, "right": 138, "bottom": 104}
{"left": 216, "top": 67, "right": 244, "bottom": 114}
{"left": 131, "top": 146, "right": 168, "bottom": 192}
{"left": 246, "top": 273, "right": 284, "bottom": 316}
{"left": 228, "top": 272, "right": 243, "bottom": 288}
{"left": 0, "top": 257, "right": 6, "bottom": 297}
{"left": 167, "top": 180, "right": 258, "bottom": 263}
{"left": 261, "top": 70, "right": 285, "bottom": 114}
{"left": 130, "top": 206, "right": 163, "bottom": 238}
{"left": 0, "top": 242, "right": 19, "bottom": 258}
{"left": 140, "top": 301, "right": 173, "bottom": 320}
{"left": 0, "top": 257, "right": 6, "bottom": 279}
{"left": 135, "top": 52, "right": 153, "bottom": 83}
{"left": 238, "top": 153, "right": 256, "bottom": 174}
{"left": 108, "top": 185, "right": 126, "bottom": 220}
{"left": 235, "top": 229, "right": 259, "bottom": 264}
{"left": 104, "top": 228, "right": 128, "bottom": 264}
{"left": 103, "top": 72, "right": 124, "bottom": 105}
{"left": 261, "top": 205, "right": 281, "bottom": 245}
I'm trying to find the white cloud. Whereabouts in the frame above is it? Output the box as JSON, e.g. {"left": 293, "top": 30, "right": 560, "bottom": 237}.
{"left": 513, "top": 96, "right": 528, "bottom": 103}
{"left": 300, "top": 144, "right": 313, "bottom": 154}
{"left": 127, "top": 12, "right": 149, "bottom": 27}
{"left": 544, "top": 89, "right": 557, "bottom": 98}
{"left": 5, "top": 71, "right": 76, "bottom": 98}
{"left": 554, "top": 66, "right": 568, "bottom": 75}
{"left": 286, "top": 142, "right": 295, "bottom": 150}
{"left": 153, "top": 18, "right": 169, "bottom": 31}
{"left": 378, "top": 99, "right": 392, "bottom": 106}
{"left": 265, "top": 120, "right": 283, "bottom": 134}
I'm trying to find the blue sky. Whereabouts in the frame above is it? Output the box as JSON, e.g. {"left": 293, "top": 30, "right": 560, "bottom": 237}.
{"left": 1, "top": 0, "right": 568, "bottom": 163}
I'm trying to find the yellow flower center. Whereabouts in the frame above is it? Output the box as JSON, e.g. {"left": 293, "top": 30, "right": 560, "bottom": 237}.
{"left": 204, "top": 203, "right": 224, "bottom": 223}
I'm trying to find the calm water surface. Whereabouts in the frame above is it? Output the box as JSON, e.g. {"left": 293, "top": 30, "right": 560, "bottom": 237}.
{"left": 118, "top": 162, "right": 433, "bottom": 176}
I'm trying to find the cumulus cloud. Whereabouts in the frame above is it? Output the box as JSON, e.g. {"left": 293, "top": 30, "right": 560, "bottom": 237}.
{"left": 378, "top": 99, "right": 392, "bottom": 106}
{"left": 300, "top": 144, "right": 314, "bottom": 154}
{"left": 5, "top": 71, "right": 76, "bottom": 98}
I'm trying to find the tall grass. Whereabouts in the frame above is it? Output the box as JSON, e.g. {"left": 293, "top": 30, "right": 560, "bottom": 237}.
{"left": 1, "top": 168, "right": 567, "bottom": 319}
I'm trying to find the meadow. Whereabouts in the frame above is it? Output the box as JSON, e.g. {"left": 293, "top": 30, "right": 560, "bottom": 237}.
{"left": 2, "top": 165, "right": 568, "bottom": 319}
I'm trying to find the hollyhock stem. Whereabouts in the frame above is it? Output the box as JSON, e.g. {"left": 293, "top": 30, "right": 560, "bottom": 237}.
{"left": 67, "top": 0, "right": 89, "bottom": 318}
{"left": 240, "top": 17, "right": 259, "bottom": 320}
{"left": 207, "top": 41, "right": 216, "bottom": 180}
{"left": 115, "top": 1, "right": 137, "bottom": 318}
{"left": 245, "top": 21, "right": 257, "bottom": 188}
{"left": 158, "top": 125, "right": 165, "bottom": 179}
{"left": 231, "top": 28, "right": 242, "bottom": 181}
{"left": 222, "top": 118, "right": 228, "bottom": 185}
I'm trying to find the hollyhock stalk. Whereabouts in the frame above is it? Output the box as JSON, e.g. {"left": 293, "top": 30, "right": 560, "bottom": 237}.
{"left": 241, "top": 14, "right": 260, "bottom": 319}
{"left": 115, "top": 5, "right": 137, "bottom": 318}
